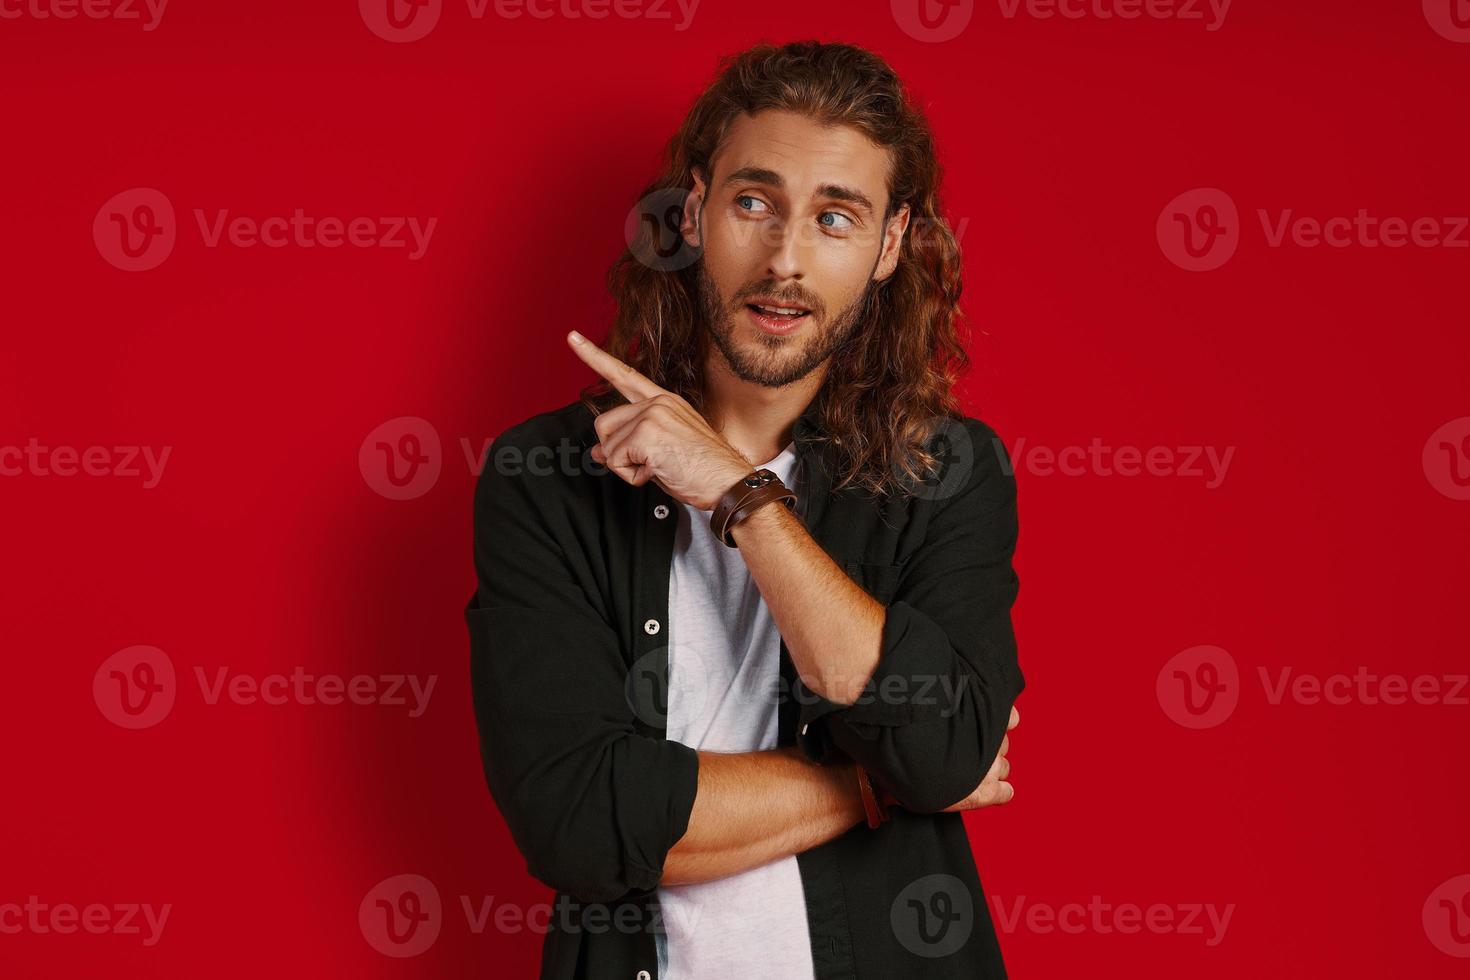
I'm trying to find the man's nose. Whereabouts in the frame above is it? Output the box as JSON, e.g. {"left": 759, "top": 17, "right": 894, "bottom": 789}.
{"left": 764, "top": 220, "right": 806, "bottom": 283}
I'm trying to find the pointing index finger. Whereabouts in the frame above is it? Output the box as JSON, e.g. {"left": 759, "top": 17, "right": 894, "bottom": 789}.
{"left": 567, "top": 330, "right": 664, "bottom": 402}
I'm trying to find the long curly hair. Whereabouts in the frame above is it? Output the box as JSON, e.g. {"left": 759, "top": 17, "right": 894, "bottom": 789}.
{"left": 579, "top": 40, "right": 971, "bottom": 499}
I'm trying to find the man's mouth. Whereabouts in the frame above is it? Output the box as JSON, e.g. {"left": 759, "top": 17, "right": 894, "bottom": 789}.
{"left": 744, "top": 298, "right": 812, "bottom": 329}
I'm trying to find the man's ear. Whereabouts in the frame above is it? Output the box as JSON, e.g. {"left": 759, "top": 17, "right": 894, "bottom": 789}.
{"left": 681, "top": 168, "right": 708, "bottom": 248}
{"left": 873, "top": 203, "right": 912, "bottom": 283}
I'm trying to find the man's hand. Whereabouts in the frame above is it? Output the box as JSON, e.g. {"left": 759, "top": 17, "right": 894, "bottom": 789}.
{"left": 942, "top": 705, "right": 1020, "bottom": 812}
{"left": 567, "top": 330, "right": 754, "bottom": 510}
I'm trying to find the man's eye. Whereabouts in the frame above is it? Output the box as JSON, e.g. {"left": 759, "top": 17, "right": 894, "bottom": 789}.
{"left": 736, "top": 195, "right": 770, "bottom": 214}
{"left": 819, "top": 211, "right": 854, "bottom": 231}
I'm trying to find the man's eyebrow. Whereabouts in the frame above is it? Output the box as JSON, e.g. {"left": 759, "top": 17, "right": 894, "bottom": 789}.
{"left": 721, "top": 166, "right": 877, "bottom": 217}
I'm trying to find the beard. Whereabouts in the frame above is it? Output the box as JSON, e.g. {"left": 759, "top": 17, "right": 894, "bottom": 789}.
{"left": 695, "top": 260, "right": 875, "bottom": 389}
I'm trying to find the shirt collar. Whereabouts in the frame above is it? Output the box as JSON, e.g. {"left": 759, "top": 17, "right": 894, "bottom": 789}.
{"left": 792, "top": 394, "right": 824, "bottom": 452}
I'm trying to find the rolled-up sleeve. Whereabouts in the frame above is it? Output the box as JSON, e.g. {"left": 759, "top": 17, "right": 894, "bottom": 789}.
{"left": 466, "top": 432, "right": 699, "bottom": 904}
{"left": 795, "top": 419, "right": 1024, "bottom": 813}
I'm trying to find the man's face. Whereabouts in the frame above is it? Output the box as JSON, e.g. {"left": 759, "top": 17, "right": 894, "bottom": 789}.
{"left": 685, "top": 109, "right": 910, "bottom": 389}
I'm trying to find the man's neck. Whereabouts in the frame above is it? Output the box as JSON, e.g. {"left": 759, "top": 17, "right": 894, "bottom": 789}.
{"left": 700, "top": 352, "right": 826, "bottom": 468}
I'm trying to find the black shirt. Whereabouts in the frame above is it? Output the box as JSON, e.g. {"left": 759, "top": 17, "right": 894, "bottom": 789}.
{"left": 466, "top": 394, "right": 1024, "bottom": 978}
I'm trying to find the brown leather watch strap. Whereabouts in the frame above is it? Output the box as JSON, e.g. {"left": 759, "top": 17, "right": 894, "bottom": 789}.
{"left": 710, "top": 468, "right": 796, "bottom": 547}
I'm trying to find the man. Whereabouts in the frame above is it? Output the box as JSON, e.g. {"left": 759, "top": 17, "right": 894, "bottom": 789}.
{"left": 467, "top": 40, "right": 1025, "bottom": 979}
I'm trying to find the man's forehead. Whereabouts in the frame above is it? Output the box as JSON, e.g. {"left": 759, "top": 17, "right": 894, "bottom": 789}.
{"left": 711, "top": 110, "right": 892, "bottom": 208}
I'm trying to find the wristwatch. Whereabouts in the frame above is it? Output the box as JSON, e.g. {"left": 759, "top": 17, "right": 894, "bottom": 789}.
{"left": 709, "top": 467, "right": 796, "bottom": 547}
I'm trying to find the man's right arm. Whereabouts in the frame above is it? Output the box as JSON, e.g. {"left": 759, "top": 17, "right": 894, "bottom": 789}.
{"left": 662, "top": 707, "right": 1019, "bottom": 887}
{"left": 660, "top": 747, "right": 864, "bottom": 886}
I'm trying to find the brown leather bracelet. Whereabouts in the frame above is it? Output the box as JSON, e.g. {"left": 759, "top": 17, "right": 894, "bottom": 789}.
{"left": 710, "top": 468, "right": 796, "bottom": 547}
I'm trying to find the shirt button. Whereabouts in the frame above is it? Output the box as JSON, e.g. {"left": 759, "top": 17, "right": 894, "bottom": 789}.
{"left": 643, "top": 618, "right": 661, "bottom": 635}
{"left": 653, "top": 504, "right": 669, "bottom": 519}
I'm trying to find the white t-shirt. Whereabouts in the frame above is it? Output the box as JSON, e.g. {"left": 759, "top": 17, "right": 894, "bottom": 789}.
{"left": 654, "top": 440, "right": 815, "bottom": 980}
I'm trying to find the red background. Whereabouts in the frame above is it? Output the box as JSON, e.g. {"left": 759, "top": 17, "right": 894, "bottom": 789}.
{"left": 3, "top": 0, "right": 1468, "bottom": 975}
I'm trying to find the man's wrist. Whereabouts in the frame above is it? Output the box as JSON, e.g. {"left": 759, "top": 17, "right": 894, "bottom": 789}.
{"left": 712, "top": 468, "right": 796, "bottom": 546}
{"left": 783, "top": 748, "right": 866, "bottom": 827}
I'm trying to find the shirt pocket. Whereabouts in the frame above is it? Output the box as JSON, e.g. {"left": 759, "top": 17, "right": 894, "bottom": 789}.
{"left": 844, "top": 560, "right": 904, "bottom": 604}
